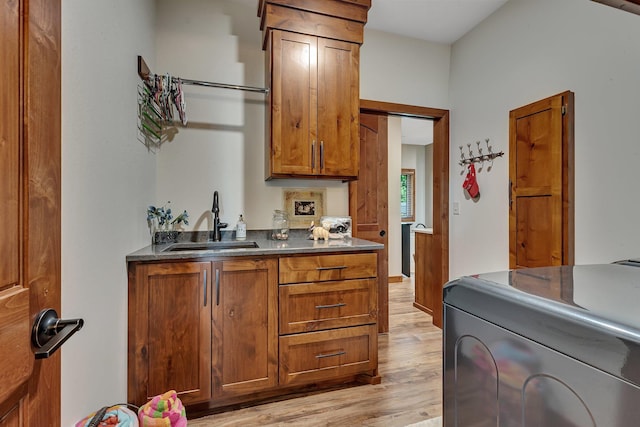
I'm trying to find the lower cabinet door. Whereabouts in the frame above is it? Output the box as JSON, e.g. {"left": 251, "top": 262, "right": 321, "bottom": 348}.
{"left": 279, "top": 324, "right": 377, "bottom": 386}
{"left": 212, "top": 259, "right": 279, "bottom": 397}
{"left": 129, "top": 261, "right": 212, "bottom": 406}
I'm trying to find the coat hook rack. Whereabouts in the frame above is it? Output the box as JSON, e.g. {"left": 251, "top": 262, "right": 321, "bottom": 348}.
{"left": 459, "top": 138, "right": 504, "bottom": 166}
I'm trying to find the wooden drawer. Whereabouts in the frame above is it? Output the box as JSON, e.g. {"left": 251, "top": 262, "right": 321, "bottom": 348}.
{"left": 279, "top": 253, "right": 377, "bottom": 284}
{"left": 279, "top": 278, "right": 377, "bottom": 334}
{"left": 279, "top": 325, "right": 377, "bottom": 386}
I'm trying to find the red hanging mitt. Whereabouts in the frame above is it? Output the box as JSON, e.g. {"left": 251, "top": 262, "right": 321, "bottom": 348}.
{"left": 463, "top": 164, "right": 480, "bottom": 198}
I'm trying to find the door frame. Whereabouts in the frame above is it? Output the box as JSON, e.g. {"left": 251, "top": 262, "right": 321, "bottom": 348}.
{"left": 360, "top": 100, "right": 449, "bottom": 328}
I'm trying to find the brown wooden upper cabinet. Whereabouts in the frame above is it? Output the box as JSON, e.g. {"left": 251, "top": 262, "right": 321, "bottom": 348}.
{"left": 259, "top": 0, "right": 371, "bottom": 180}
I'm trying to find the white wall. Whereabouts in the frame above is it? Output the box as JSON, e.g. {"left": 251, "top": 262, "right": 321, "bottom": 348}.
{"left": 425, "top": 144, "right": 434, "bottom": 229}
{"left": 402, "top": 144, "right": 431, "bottom": 227}
{"left": 388, "top": 117, "right": 402, "bottom": 277}
{"left": 449, "top": 0, "right": 640, "bottom": 278}
{"left": 402, "top": 143, "right": 433, "bottom": 273}
{"left": 360, "top": 30, "right": 450, "bottom": 278}
{"left": 361, "top": 29, "right": 451, "bottom": 108}
{"left": 61, "top": 0, "right": 156, "bottom": 424}
{"left": 154, "top": 0, "right": 348, "bottom": 232}
{"left": 151, "top": 14, "right": 452, "bottom": 243}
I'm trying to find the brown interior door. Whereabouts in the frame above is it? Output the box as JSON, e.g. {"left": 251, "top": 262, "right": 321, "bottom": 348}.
{"left": 1, "top": 0, "right": 62, "bottom": 424}
{"left": 349, "top": 112, "right": 389, "bottom": 332}
{"left": 509, "top": 91, "right": 574, "bottom": 269}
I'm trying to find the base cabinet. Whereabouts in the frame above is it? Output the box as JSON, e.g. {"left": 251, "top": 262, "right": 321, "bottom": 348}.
{"left": 128, "top": 251, "right": 378, "bottom": 413}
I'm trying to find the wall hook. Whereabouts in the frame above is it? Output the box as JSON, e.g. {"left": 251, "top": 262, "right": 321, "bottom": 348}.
{"left": 458, "top": 138, "right": 504, "bottom": 166}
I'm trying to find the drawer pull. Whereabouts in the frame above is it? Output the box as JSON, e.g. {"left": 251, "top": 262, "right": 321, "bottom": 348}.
{"left": 315, "top": 351, "right": 346, "bottom": 359}
{"left": 315, "top": 303, "right": 346, "bottom": 310}
{"left": 316, "top": 265, "right": 347, "bottom": 271}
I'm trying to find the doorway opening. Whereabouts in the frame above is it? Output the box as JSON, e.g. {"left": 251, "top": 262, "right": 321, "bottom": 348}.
{"left": 360, "top": 100, "right": 449, "bottom": 329}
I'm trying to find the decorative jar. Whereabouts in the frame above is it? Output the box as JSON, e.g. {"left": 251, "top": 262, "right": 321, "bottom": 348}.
{"left": 271, "top": 210, "right": 289, "bottom": 240}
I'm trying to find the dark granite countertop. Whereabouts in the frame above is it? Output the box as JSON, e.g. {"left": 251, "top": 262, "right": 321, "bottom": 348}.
{"left": 126, "top": 229, "right": 383, "bottom": 262}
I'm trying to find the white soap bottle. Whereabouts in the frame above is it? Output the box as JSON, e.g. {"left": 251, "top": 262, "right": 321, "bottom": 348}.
{"left": 236, "top": 214, "right": 246, "bottom": 241}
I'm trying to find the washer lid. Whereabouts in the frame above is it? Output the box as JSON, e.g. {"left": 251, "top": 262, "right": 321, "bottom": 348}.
{"left": 444, "top": 264, "right": 640, "bottom": 386}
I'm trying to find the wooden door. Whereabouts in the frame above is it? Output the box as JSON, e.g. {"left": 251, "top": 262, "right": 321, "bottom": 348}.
{"left": 0, "top": 0, "right": 62, "bottom": 424}
{"left": 212, "top": 259, "right": 278, "bottom": 397}
{"left": 269, "top": 30, "right": 317, "bottom": 177}
{"left": 317, "top": 37, "right": 359, "bottom": 178}
{"left": 0, "top": 3, "right": 28, "bottom": 421}
{"left": 128, "top": 262, "right": 212, "bottom": 406}
{"left": 509, "top": 91, "right": 574, "bottom": 269}
{"left": 349, "top": 113, "right": 389, "bottom": 332}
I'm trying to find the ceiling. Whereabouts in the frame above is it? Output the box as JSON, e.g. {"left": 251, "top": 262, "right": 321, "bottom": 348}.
{"left": 366, "top": 1, "right": 509, "bottom": 145}
{"left": 366, "top": 0, "right": 509, "bottom": 45}
{"left": 401, "top": 117, "right": 433, "bottom": 146}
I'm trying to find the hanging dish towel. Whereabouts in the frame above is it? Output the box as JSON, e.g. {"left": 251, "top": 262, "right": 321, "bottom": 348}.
{"left": 463, "top": 164, "right": 480, "bottom": 198}
{"left": 138, "top": 390, "right": 187, "bottom": 427}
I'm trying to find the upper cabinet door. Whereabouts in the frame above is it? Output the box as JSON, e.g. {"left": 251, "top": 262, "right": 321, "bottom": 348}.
{"left": 266, "top": 30, "right": 360, "bottom": 180}
{"left": 269, "top": 30, "right": 317, "bottom": 177}
{"left": 317, "top": 38, "right": 359, "bottom": 178}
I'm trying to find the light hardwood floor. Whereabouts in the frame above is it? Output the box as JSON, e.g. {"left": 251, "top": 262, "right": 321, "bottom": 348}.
{"left": 190, "top": 277, "right": 443, "bottom": 426}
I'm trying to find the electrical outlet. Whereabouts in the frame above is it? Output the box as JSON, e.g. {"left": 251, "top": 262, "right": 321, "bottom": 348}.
{"left": 453, "top": 201, "right": 460, "bottom": 215}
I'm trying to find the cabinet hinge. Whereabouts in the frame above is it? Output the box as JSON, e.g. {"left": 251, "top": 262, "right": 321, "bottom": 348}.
{"left": 561, "top": 105, "right": 566, "bottom": 115}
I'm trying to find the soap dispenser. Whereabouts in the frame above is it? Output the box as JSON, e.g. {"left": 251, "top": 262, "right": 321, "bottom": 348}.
{"left": 236, "top": 214, "right": 246, "bottom": 241}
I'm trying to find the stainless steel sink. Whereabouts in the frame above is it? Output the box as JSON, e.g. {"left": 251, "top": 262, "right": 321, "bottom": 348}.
{"left": 162, "top": 241, "right": 259, "bottom": 252}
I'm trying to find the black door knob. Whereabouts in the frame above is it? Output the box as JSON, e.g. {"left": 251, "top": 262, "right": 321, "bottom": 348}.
{"left": 379, "top": 230, "right": 386, "bottom": 237}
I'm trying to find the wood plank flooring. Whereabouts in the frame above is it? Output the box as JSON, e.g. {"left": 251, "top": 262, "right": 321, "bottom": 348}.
{"left": 189, "top": 277, "right": 443, "bottom": 426}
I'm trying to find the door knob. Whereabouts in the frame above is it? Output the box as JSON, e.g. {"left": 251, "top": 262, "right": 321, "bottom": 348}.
{"left": 31, "top": 308, "right": 84, "bottom": 359}
{"left": 379, "top": 230, "right": 386, "bottom": 237}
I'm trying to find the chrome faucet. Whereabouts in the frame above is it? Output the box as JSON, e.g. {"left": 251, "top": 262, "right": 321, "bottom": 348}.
{"left": 211, "top": 191, "right": 228, "bottom": 241}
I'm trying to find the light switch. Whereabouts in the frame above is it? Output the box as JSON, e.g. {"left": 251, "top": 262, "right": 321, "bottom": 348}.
{"left": 453, "top": 201, "right": 460, "bottom": 215}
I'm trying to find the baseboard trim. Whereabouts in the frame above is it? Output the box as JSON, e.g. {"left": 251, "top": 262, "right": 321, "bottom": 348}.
{"left": 388, "top": 276, "right": 403, "bottom": 283}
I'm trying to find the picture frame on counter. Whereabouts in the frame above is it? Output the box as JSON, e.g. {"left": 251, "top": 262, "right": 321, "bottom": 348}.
{"left": 283, "top": 188, "right": 326, "bottom": 229}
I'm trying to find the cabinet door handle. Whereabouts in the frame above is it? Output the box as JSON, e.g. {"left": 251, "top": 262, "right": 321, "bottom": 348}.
{"left": 315, "top": 351, "right": 346, "bottom": 359}
{"left": 315, "top": 303, "right": 346, "bottom": 309}
{"left": 320, "top": 140, "right": 324, "bottom": 169}
{"left": 311, "top": 140, "right": 316, "bottom": 169}
{"left": 215, "top": 268, "right": 220, "bottom": 306}
{"left": 203, "top": 269, "right": 208, "bottom": 307}
{"left": 316, "top": 265, "right": 347, "bottom": 271}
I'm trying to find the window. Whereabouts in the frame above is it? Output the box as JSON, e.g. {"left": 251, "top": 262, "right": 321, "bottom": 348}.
{"left": 401, "top": 168, "right": 415, "bottom": 222}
